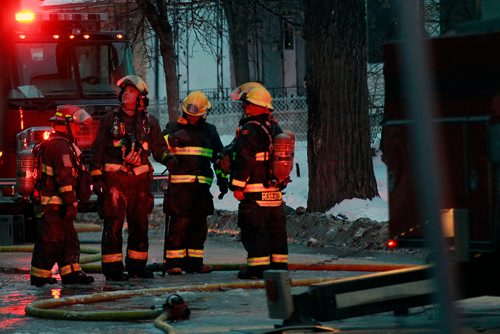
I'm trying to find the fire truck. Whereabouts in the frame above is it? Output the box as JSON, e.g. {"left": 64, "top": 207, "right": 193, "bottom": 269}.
{"left": 382, "top": 30, "right": 500, "bottom": 298}
{"left": 262, "top": 31, "right": 500, "bottom": 330}
{"left": 0, "top": 1, "right": 135, "bottom": 244}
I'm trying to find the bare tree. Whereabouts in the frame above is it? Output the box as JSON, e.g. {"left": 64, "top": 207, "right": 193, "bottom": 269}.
{"left": 134, "top": 0, "right": 180, "bottom": 121}
{"left": 222, "top": 0, "right": 250, "bottom": 87}
{"left": 122, "top": 1, "right": 223, "bottom": 120}
{"left": 304, "top": 0, "right": 378, "bottom": 212}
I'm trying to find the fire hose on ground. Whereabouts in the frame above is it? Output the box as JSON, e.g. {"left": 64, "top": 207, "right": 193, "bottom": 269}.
{"left": 0, "top": 245, "right": 101, "bottom": 266}
{"left": 20, "top": 263, "right": 417, "bottom": 321}
{"left": 23, "top": 278, "right": 350, "bottom": 320}
{"left": 0, "top": 241, "right": 416, "bottom": 274}
{"left": 0, "top": 223, "right": 420, "bottom": 332}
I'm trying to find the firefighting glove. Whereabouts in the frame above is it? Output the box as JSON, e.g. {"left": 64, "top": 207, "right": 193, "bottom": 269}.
{"left": 64, "top": 202, "right": 79, "bottom": 221}
{"left": 92, "top": 175, "right": 105, "bottom": 196}
{"left": 163, "top": 153, "right": 177, "bottom": 172}
{"left": 167, "top": 129, "right": 190, "bottom": 147}
{"left": 122, "top": 144, "right": 142, "bottom": 166}
{"left": 216, "top": 152, "right": 232, "bottom": 175}
{"left": 217, "top": 178, "right": 229, "bottom": 200}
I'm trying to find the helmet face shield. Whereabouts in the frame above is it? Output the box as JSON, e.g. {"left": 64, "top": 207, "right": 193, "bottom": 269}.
{"left": 230, "top": 82, "right": 265, "bottom": 101}
{"left": 72, "top": 107, "right": 92, "bottom": 124}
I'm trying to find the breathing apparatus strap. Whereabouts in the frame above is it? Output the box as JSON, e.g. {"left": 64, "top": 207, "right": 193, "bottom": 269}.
{"left": 246, "top": 120, "right": 275, "bottom": 187}
{"left": 65, "top": 119, "right": 75, "bottom": 143}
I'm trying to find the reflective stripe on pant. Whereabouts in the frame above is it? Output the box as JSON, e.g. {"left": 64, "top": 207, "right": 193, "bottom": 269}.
{"left": 59, "top": 263, "right": 82, "bottom": 277}
{"left": 101, "top": 171, "right": 153, "bottom": 275}
{"left": 238, "top": 199, "right": 288, "bottom": 270}
{"left": 163, "top": 214, "right": 208, "bottom": 269}
{"left": 31, "top": 204, "right": 80, "bottom": 278}
{"left": 163, "top": 183, "right": 212, "bottom": 270}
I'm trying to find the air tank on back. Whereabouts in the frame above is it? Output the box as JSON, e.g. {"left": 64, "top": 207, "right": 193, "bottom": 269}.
{"left": 15, "top": 126, "right": 53, "bottom": 198}
{"left": 272, "top": 130, "right": 295, "bottom": 186}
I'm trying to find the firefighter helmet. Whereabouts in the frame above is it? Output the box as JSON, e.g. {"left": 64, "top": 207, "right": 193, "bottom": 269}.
{"left": 230, "top": 81, "right": 265, "bottom": 101}
{"left": 181, "top": 91, "right": 212, "bottom": 117}
{"left": 49, "top": 105, "right": 92, "bottom": 124}
{"left": 243, "top": 86, "right": 274, "bottom": 110}
{"left": 117, "top": 75, "right": 149, "bottom": 98}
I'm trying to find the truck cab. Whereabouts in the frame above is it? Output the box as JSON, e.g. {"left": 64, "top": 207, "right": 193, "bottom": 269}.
{"left": 0, "top": 7, "right": 135, "bottom": 181}
{"left": 0, "top": 5, "right": 135, "bottom": 244}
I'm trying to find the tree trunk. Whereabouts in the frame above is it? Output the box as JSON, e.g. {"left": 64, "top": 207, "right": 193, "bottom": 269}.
{"left": 222, "top": 0, "right": 250, "bottom": 87}
{"left": 304, "top": 0, "right": 378, "bottom": 212}
{"left": 135, "top": 0, "right": 179, "bottom": 122}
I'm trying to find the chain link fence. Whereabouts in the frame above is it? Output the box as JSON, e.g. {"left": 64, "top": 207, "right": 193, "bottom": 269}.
{"left": 147, "top": 97, "right": 383, "bottom": 196}
{"left": 148, "top": 97, "right": 383, "bottom": 171}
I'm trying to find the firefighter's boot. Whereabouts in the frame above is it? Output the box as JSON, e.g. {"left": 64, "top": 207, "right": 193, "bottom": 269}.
{"left": 166, "top": 267, "right": 183, "bottom": 275}
{"left": 62, "top": 271, "right": 95, "bottom": 285}
{"left": 105, "top": 272, "right": 129, "bottom": 281}
{"left": 30, "top": 276, "right": 57, "bottom": 287}
{"left": 237, "top": 266, "right": 265, "bottom": 280}
{"left": 128, "top": 269, "right": 154, "bottom": 279}
{"left": 185, "top": 264, "right": 213, "bottom": 274}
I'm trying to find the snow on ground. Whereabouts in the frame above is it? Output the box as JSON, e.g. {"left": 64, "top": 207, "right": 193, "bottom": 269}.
{"left": 325, "top": 154, "right": 388, "bottom": 222}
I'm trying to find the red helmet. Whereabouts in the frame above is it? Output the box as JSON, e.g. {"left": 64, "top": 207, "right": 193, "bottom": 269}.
{"left": 49, "top": 105, "right": 91, "bottom": 124}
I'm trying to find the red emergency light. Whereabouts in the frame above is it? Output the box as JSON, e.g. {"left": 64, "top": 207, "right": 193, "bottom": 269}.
{"left": 43, "top": 130, "right": 53, "bottom": 141}
{"left": 386, "top": 239, "right": 398, "bottom": 249}
{"left": 16, "top": 10, "right": 36, "bottom": 23}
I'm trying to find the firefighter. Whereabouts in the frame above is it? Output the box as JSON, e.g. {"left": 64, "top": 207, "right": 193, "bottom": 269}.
{"left": 30, "top": 105, "right": 95, "bottom": 287}
{"left": 162, "top": 91, "right": 228, "bottom": 275}
{"left": 90, "top": 75, "right": 172, "bottom": 281}
{"left": 229, "top": 85, "right": 288, "bottom": 279}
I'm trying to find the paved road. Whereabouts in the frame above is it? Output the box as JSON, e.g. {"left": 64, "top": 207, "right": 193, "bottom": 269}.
{"left": 1, "top": 228, "right": 499, "bottom": 333}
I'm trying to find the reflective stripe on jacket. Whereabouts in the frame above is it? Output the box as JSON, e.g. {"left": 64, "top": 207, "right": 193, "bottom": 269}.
{"left": 163, "top": 119, "right": 223, "bottom": 184}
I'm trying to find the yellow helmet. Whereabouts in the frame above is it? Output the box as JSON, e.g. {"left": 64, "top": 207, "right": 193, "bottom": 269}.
{"left": 244, "top": 86, "right": 273, "bottom": 110}
{"left": 117, "top": 75, "right": 149, "bottom": 96}
{"left": 230, "top": 81, "right": 265, "bottom": 101}
{"left": 181, "top": 91, "right": 212, "bottom": 117}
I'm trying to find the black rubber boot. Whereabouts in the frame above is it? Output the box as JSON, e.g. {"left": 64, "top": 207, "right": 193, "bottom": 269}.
{"left": 30, "top": 276, "right": 57, "bottom": 287}
{"left": 62, "top": 272, "right": 95, "bottom": 285}
{"left": 105, "top": 272, "right": 129, "bottom": 281}
{"left": 185, "top": 264, "right": 213, "bottom": 274}
{"left": 237, "top": 267, "right": 264, "bottom": 280}
{"left": 128, "top": 269, "right": 154, "bottom": 279}
{"left": 166, "top": 267, "right": 183, "bottom": 275}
